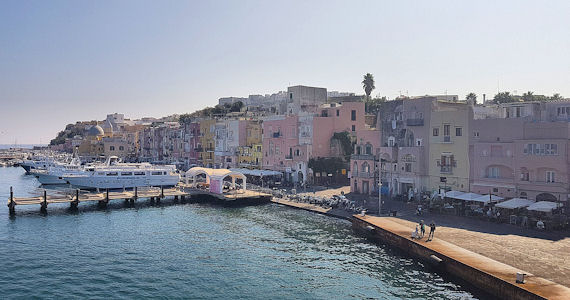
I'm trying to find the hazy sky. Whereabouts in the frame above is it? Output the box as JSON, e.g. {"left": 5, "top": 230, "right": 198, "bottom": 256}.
{"left": 1, "top": 0, "right": 569, "bottom": 144}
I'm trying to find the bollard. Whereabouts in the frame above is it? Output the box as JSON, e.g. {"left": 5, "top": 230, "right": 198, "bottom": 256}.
{"left": 105, "top": 189, "right": 109, "bottom": 203}
{"left": 134, "top": 187, "right": 138, "bottom": 201}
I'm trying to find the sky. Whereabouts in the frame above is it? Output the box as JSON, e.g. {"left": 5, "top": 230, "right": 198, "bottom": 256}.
{"left": 1, "top": 0, "right": 569, "bottom": 144}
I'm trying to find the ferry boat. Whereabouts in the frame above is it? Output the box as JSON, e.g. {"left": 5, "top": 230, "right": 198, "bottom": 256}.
{"left": 62, "top": 156, "right": 180, "bottom": 189}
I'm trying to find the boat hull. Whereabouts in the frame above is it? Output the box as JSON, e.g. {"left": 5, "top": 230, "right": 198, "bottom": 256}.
{"left": 63, "top": 175, "right": 180, "bottom": 189}
{"left": 35, "top": 173, "right": 67, "bottom": 185}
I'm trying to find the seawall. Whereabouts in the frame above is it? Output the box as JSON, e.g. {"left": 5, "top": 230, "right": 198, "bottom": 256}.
{"left": 352, "top": 215, "right": 570, "bottom": 300}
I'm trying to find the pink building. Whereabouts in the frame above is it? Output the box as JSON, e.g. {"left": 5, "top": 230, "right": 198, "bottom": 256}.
{"left": 350, "top": 128, "right": 381, "bottom": 195}
{"left": 470, "top": 119, "right": 570, "bottom": 204}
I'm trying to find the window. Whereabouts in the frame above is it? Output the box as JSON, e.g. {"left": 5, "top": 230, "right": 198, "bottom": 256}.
{"left": 473, "top": 131, "right": 479, "bottom": 137}
{"left": 365, "top": 144, "right": 372, "bottom": 155}
{"left": 151, "top": 171, "right": 163, "bottom": 176}
{"left": 515, "top": 107, "right": 522, "bottom": 117}
{"left": 121, "top": 172, "right": 133, "bottom": 176}
{"left": 433, "top": 128, "right": 439, "bottom": 136}
{"left": 388, "top": 136, "right": 395, "bottom": 147}
{"left": 134, "top": 171, "right": 146, "bottom": 176}
{"left": 443, "top": 124, "right": 450, "bottom": 136}
{"left": 416, "top": 138, "right": 423, "bottom": 146}
{"left": 289, "top": 93, "right": 293, "bottom": 99}
{"left": 106, "top": 172, "right": 118, "bottom": 176}
{"left": 455, "top": 128, "right": 462, "bottom": 136}
{"left": 351, "top": 125, "right": 356, "bottom": 132}
{"left": 119, "top": 146, "right": 124, "bottom": 151}
{"left": 405, "top": 163, "right": 412, "bottom": 172}
{"left": 351, "top": 110, "right": 356, "bottom": 121}
{"left": 520, "top": 169, "right": 529, "bottom": 181}
{"left": 110, "top": 146, "right": 115, "bottom": 151}
{"left": 546, "top": 171, "right": 555, "bottom": 183}
{"left": 487, "top": 167, "right": 500, "bottom": 178}
{"left": 336, "top": 109, "right": 339, "bottom": 117}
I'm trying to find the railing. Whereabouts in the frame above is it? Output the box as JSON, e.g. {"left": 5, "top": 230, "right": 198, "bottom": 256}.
{"left": 406, "top": 118, "right": 424, "bottom": 126}
{"left": 285, "top": 155, "right": 293, "bottom": 160}
{"left": 440, "top": 166, "right": 452, "bottom": 173}
{"left": 443, "top": 136, "right": 451, "bottom": 143}
{"left": 351, "top": 154, "right": 375, "bottom": 160}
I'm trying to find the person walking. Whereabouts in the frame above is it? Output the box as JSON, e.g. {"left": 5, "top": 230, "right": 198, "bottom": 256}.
{"left": 427, "top": 221, "right": 436, "bottom": 241}
{"left": 420, "top": 220, "right": 425, "bottom": 238}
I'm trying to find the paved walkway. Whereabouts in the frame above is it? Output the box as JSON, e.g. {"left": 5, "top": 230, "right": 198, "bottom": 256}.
{"left": 356, "top": 215, "right": 570, "bottom": 300}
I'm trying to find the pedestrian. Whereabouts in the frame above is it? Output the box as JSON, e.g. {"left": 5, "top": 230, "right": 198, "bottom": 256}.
{"left": 420, "top": 220, "right": 425, "bottom": 238}
{"left": 427, "top": 221, "right": 436, "bottom": 241}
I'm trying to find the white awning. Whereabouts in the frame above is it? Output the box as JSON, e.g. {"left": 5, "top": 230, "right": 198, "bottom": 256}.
{"left": 455, "top": 192, "right": 484, "bottom": 202}
{"left": 443, "top": 190, "right": 465, "bottom": 199}
{"left": 473, "top": 194, "right": 504, "bottom": 203}
{"left": 527, "top": 201, "right": 562, "bottom": 212}
{"left": 229, "top": 168, "right": 282, "bottom": 177}
{"left": 496, "top": 198, "right": 534, "bottom": 209}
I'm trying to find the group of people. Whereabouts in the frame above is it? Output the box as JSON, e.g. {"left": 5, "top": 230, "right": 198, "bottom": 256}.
{"left": 411, "top": 220, "right": 436, "bottom": 241}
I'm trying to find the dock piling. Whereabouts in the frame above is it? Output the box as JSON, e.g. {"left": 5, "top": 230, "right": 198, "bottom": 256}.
{"left": 40, "top": 190, "right": 47, "bottom": 213}
{"left": 161, "top": 186, "right": 164, "bottom": 199}
{"left": 8, "top": 186, "right": 15, "bottom": 214}
{"left": 70, "top": 189, "right": 79, "bottom": 209}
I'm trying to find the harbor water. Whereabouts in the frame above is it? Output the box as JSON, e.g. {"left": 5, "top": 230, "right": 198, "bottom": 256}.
{"left": 0, "top": 167, "right": 479, "bottom": 299}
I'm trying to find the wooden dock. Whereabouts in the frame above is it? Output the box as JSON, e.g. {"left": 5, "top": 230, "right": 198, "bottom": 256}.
{"left": 7, "top": 186, "right": 272, "bottom": 214}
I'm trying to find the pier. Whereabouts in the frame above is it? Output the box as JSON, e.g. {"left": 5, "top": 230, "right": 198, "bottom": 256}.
{"left": 6, "top": 186, "right": 271, "bottom": 214}
{"left": 352, "top": 215, "right": 570, "bottom": 300}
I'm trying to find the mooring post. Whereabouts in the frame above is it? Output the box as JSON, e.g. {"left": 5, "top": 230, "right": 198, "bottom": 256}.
{"left": 161, "top": 186, "right": 164, "bottom": 199}
{"left": 41, "top": 190, "right": 47, "bottom": 212}
{"left": 134, "top": 187, "right": 138, "bottom": 201}
{"left": 71, "top": 189, "right": 79, "bottom": 209}
{"left": 105, "top": 188, "right": 109, "bottom": 203}
{"left": 8, "top": 186, "right": 15, "bottom": 214}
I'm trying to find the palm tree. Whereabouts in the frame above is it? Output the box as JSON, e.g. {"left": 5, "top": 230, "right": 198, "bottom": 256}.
{"left": 466, "top": 92, "right": 477, "bottom": 104}
{"left": 522, "top": 91, "right": 535, "bottom": 102}
{"left": 551, "top": 93, "right": 563, "bottom": 101}
{"left": 362, "top": 73, "right": 375, "bottom": 100}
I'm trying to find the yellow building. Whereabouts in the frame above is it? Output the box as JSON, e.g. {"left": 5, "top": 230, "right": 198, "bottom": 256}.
{"left": 199, "top": 119, "right": 216, "bottom": 167}
{"left": 237, "top": 121, "right": 263, "bottom": 169}
{"left": 428, "top": 100, "right": 473, "bottom": 192}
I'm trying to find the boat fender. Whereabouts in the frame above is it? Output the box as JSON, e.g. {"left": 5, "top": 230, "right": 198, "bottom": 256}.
{"left": 365, "top": 225, "right": 375, "bottom": 232}
{"left": 429, "top": 255, "right": 443, "bottom": 265}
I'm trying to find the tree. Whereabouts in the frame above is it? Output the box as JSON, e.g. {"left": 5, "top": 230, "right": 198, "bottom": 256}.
{"left": 230, "top": 101, "right": 244, "bottom": 112}
{"left": 178, "top": 113, "right": 193, "bottom": 125}
{"left": 466, "top": 93, "right": 477, "bottom": 104}
{"left": 550, "top": 93, "right": 563, "bottom": 101}
{"left": 522, "top": 91, "right": 535, "bottom": 102}
{"left": 365, "top": 96, "right": 387, "bottom": 114}
{"left": 493, "top": 92, "right": 516, "bottom": 104}
{"left": 362, "top": 73, "right": 375, "bottom": 100}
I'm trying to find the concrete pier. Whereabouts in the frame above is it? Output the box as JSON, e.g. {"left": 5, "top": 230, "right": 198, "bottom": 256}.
{"left": 352, "top": 215, "right": 570, "bottom": 300}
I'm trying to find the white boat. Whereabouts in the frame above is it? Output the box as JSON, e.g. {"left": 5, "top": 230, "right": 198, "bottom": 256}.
{"left": 21, "top": 158, "right": 56, "bottom": 173}
{"left": 62, "top": 156, "right": 180, "bottom": 189}
{"left": 33, "top": 157, "right": 86, "bottom": 185}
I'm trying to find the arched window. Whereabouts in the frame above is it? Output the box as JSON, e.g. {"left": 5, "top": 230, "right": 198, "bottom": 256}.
{"left": 356, "top": 146, "right": 361, "bottom": 155}
{"left": 353, "top": 162, "right": 358, "bottom": 173}
{"left": 365, "top": 144, "right": 372, "bottom": 155}
{"left": 362, "top": 162, "right": 370, "bottom": 173}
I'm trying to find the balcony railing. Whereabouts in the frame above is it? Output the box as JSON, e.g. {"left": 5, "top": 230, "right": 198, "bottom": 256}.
{"left": 351, "top": 154, "right": 375, "bottom": 160}
{"left": 443, "top": 136, "right": 451, "bottom": 143}
{"left": 406, "top": 118, "right": 424, "bottom": 126}
{"left": 285, "top": 155, "right": 293, "bottom": 160}
{"left": 440, "top": 166, "right": 452, "bottom": 174}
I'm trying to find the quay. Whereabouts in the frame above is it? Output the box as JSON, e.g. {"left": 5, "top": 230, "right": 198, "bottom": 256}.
{"left": 352, "top": 215, "right": 570, "bottom": 300}
{"left": 7, "top": 186, "right": 271, "bottom": 214}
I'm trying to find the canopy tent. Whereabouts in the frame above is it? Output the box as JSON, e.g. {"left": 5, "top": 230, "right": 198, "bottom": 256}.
{"left": 442, "top": 190, "right": 465, "bottom": 199}
{"left": 495, "top": 198, "right": 534, "bottom": 210}
{"left": 472, "top": 194, "right": 504, "bottom": 204}
{"left": 229, "top": 168, "right": 282, "bottom": 177}
{"left": 185, "top": 167, "right": 246, "bottom": 194}
{"left": 455, "top": 192, "right": 484, "bottom": 202}
{"left": 527, "top": 201, "right": 562, "bottom": 212}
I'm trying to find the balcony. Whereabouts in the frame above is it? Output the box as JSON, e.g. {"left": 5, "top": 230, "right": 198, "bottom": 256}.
{"left": 272, "top": 132, "right": 282, "bottom": 138}
{"left": 354, "top": 171, "right": 374, "bottom": 178}
{"left": 443, "top": 136, "right": 452, "bottom": 143}
{"left": 406, "top": 118, "right": 424, "bottom": 126}
{"left": 285, "top": 155, "right": 293, "bottom": 160}
{"left": 440, "top": 166, "right": 452, "bottom": 174}
{"left": 351, "top": 154, "right": 375, "bottom": 161}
